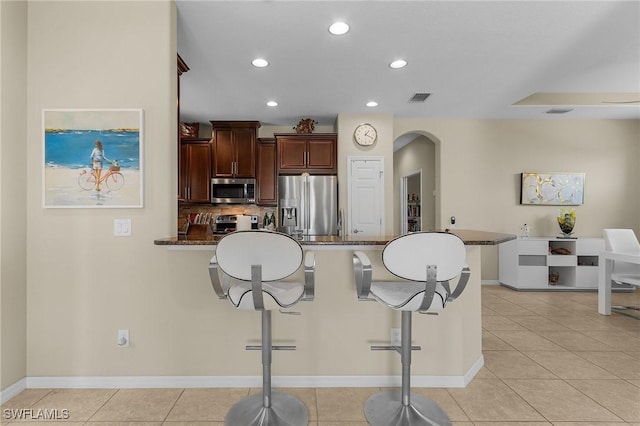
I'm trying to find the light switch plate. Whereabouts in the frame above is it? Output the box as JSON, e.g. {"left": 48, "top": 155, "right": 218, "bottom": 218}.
{"left": 114, "top": 219, "right": 131, "bottom": 236}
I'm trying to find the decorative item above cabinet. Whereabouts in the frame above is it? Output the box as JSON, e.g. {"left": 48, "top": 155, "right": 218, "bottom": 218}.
{"left": 179, "top": 122, "right": 200, "bottom": 139}
{"left": 275, "top": 133, "right": 337, "bottom": 175}
{"left": 293, "top": 117, "right": 318, "bottom": 134}
{"left": 211, "top": 121, "right": 261, "bottom": 178}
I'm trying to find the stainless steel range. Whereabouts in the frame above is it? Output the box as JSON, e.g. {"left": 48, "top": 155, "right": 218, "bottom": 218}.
{"left": 214, "top": 214, "right": 259, "bottom": 234}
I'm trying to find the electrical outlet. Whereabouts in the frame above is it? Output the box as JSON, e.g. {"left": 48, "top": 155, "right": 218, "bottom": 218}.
{"left": 117, "top": 329, "right": 129, "bottom": 347}
{"left": 391, "top": 328, "right": 401, "bottom": 346}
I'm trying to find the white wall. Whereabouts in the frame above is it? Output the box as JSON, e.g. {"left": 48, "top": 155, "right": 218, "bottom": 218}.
{"left": 337, "top": 113, "right": 395, "bottom": 235}
{"left": 395, "top": 118, "right": 640, "bottom": 280}
{"left": 25, "top": 1, "right": 177, "bottom": 378}
{"left": 393, "top": 136, "right": 436, "bottom": 234}
{"left": 1, "top": 0, "right": 27, "bottom": 393}
{"left": 2, "top": 1, "right": 639, "bottom": 385}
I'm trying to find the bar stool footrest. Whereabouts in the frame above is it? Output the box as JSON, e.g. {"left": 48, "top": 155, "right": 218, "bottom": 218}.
{"left": 245, "top": 345, "right": 297, "bottom": 351}
{"left": 370, "top": 345, "right": 421, "bottom": 351}
{"left": 224, "top": 391, "right": 308, "bottom": 426}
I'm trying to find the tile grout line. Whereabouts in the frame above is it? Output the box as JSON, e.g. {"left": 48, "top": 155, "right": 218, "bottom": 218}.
{"left": 443, "top": 387, "right": 473, "bottom": 423}
{"left": 498, "top": 376, "right": 558, "bottom": 423}
{"left": 162, "top": 388, "right": 186, "bottom": 424}
{"left": 84, "top": 388, "right": 119, "bottom": 423}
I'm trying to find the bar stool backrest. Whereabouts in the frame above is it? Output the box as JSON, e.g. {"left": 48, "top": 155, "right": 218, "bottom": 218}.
{"left": 604, "top": 229, "right": 640, "bottom": 253}
{"left": 382, "top": 232, "right": 466, "bottom": 281}
{"left": 216, "top": 230, "right": 303, "bottom": 281}
{"left": 604, "top": 228, "right": 640, "bottom": 277}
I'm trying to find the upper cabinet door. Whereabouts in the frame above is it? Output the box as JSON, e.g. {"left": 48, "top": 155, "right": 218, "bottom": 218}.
{"left": 306, "top": 138, "right": 336, "bottom": 170}
{"left": 256, "top": 138, "right": 277, "bottom": 206}
{"left": 234, "top": 127, "right": 256, "bottom": 177}
{"left": 277, "top": 138, "right": 307, "bottom": 170}
{"left": 186, "top": 143, "right": 212, "bottom": 202}
{"left": 211, "top": 121, "right": 260, "bottom": 178}
{"left": 275, "top": 133, "right": 337, "bottom": 174}
{"left": 213, "top": 129, "right": 235, "bottom": 177}
{"left": 179, "top": 140, "right": 212, "bottom": 203}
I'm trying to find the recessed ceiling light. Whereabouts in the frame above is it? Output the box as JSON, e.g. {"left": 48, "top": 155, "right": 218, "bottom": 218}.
{"left": 266, "top": 100, "right": 278, "bottom": 107}
{"left": 366, "top": 101, "right": 378, "bottom": 107}
{"left": 389, "top": 59, "right": 407, "bottom": 69}
{"left": 329, "top": 22, "right": 349, "bottom": 35}
{"left": 251, "top": 58, "right": 269, "bottom": 68}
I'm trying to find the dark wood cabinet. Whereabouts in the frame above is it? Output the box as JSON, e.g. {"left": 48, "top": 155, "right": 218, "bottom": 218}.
{"left": 179, "top": 139, "right": 211, "bottom": 203}
{"left": 256, "top": 138, "right": 277, "bottom": 206}
{"left": 211, "top": 121, "right": 260, "bottom": 178}
{"left": 275, "top": 133, "right": 337, "bottom": 174}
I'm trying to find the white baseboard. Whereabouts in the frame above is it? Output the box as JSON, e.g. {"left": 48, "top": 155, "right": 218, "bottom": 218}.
{"left": 1, "top": 378, "right": 27, "bottom": 404}
{"left": 481, "top": 280, "right": 500, "bottom": 285}
{"left": 24, "top": 355, "right": 483, "bottom": 390}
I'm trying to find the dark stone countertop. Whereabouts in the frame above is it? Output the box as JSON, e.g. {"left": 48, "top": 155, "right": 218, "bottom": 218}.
{"left": 154, "top": 229, "right": 516, "bottom": 247}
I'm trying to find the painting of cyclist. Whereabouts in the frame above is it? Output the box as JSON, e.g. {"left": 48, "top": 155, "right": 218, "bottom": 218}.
{"left": 89, "top": 140, "right": 113, "bottom": 191}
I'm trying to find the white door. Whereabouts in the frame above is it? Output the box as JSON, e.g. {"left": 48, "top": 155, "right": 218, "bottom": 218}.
{"left": 348, "top": 157, "right": 384, "bottom": 236}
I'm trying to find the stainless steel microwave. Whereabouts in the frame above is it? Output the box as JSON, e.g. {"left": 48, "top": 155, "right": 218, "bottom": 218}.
{"left": 210, "top": 178, "right": 256, "bottom": 204}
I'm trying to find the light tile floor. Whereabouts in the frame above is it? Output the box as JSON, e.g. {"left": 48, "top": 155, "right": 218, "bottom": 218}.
{"left": 3, "top": 286, "right": 639, "bottom": 425}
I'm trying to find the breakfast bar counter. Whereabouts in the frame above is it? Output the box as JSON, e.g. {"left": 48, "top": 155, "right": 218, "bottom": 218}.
{"left": 154, "top": 229, "right": 515, "bottom": 247}
{"left": 154, "top": 230, "right": 514, "bottom": 388}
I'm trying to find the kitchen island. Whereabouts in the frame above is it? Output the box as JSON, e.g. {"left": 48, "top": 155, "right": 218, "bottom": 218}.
{"left": 153, "top": 230, "right": 514, "bottom": 388}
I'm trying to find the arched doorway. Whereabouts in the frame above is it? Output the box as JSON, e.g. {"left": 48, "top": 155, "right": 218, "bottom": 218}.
{"left": 393, "top": 132, "right": 437, "bottom": 235}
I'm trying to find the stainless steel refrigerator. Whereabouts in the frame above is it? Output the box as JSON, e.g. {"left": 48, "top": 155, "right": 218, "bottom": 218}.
{"left": 278, "top": 175, "right": 338, "bottom": 236}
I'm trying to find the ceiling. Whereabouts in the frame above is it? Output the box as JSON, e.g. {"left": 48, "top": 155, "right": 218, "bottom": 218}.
{"left": 176, "top": 1, "right": 640, "bottom": 127}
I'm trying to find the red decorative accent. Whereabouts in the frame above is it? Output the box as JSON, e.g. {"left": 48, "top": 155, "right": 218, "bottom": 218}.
{"left": 294, "top": 118, "right": 317, "bottom": 134}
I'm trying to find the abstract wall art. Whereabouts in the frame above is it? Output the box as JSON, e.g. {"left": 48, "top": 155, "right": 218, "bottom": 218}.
{"left": 520, "top": 172, "right": 584, "bottom": 205}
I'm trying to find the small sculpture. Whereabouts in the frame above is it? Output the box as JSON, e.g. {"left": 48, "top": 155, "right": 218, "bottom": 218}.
{"left": 521, "top": 224, "right": 531, "bottom": 238}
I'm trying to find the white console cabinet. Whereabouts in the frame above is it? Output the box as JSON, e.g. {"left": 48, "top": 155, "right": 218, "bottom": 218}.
{"left": 499, "top": 237, "right": 603, "bottom": 290}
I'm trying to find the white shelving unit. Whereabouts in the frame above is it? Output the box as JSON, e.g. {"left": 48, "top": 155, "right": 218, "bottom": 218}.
{"left": 407, "top": 200, "right": 421, "bottom": 232}
{"left": 499, "top": 237, "right": 604, "bottom": 290}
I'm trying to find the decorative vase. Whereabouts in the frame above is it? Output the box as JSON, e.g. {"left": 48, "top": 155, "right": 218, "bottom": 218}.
{"left": 557, "top": 208, "right": 576, "bottom": 238}
{"left": 294, "top": 118, "right": 317, "bottom": 134}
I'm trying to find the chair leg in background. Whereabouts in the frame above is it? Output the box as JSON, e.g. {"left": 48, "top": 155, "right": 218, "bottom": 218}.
{"left": 612, "top": 305, "right": 640, "bottom": 320}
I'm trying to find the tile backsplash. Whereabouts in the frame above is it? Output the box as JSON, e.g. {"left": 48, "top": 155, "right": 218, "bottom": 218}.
{"left": 178, "top": 204, "right": 277, "bottom": 233}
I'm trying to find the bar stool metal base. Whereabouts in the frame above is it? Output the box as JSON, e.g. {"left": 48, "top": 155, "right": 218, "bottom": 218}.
{"left": 225, "top": 391, "right": 309, "bottom": 426}
{"left": 364, "top": 390, "right": 451, "bottom": 426}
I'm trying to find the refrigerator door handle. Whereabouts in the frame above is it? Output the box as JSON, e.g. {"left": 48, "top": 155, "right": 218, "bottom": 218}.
{"left": 305, "top": 179, "right": 310, "bottom": 233}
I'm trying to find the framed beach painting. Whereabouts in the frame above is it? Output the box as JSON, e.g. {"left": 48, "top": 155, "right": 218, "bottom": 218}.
{"left": 43, "top": 109, "right": 143, "bottom": 208}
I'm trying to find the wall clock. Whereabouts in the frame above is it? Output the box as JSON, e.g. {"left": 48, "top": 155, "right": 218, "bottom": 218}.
{"left": 353, "top": 123, "right": 378, "bottom": 146}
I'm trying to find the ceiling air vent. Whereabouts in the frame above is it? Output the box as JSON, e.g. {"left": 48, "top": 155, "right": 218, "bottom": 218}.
{"left": 409, "top": 93, "right": 431, "bottom": 103}
{"left": 545, "top": 108, "right": 573, "bottom": 114}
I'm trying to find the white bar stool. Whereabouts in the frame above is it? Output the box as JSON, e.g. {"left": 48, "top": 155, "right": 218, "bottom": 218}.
{"left": 209, "top": 230, "right": 315, "bottom": 426}
{"left": 604, "top": 228, "right": 640, "bottom": 315}
{"left": 353, "top": 231, "right": 471, "bottom": 426}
